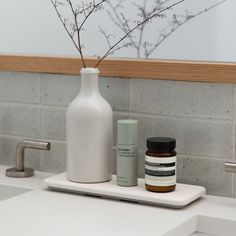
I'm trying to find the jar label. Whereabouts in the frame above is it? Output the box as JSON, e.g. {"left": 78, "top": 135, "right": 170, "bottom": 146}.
{"left": 145, "top": 155, "right": 176, "bottom": 186}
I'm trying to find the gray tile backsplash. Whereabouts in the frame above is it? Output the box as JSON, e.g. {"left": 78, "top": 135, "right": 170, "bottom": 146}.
{"left": 41, "top": 74, "right": 130, "bottom": 111}
{"left": 41, "top": 74, "right": 80, "bottom": 106}
{"left": 0, "top": 103, "right": 41, "bottom": 137}
{"left": 177, "top": 155, "right": 233, "bottom": 197}
{"left": 99, "top": 77, "right": 130, "bottom": 111}
{"left": 131, "top": 79, "right": 233, "bottom": 119}
{"left": 40, "top": 140, "right": 66, "bottom": 173}
{"left": 41, "top": 106, "right": 66, "bottom": 141}
{"left": 0, "top": 71, "right": 235, "bottom": 198}
{"left": 0, "top": 72, "right": 40, "bottom": 104}
{"left": 131, "top": 114, "right": 233, "bottom": 158}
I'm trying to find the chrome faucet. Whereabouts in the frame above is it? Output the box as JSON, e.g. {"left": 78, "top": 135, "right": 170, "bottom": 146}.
{"left": 225, "top": 161, "right": 236, "bottom": 173}
{"left": 6, "top": 140, "right": 51, "bottom": 178}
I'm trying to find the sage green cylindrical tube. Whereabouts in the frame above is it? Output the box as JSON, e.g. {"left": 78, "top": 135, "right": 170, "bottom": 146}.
{"left": 116, "top": 119, "right": 138, "bottom": 186}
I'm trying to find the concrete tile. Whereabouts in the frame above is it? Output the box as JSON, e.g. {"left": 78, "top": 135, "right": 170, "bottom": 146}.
{"left": 0, "top": 72, "right": 40, "bottom": 104}
{"left": 41, "top": 107, "right": 66, "bottom": 141}
{"left": 131, "top": 114, "right": 233, "bottom": 158}
{"left": 131, "top": 79, "right": 233, "bottom": 119}
{"left": 41, "top": 74, "right": 80, "bottom": 106}
{"left": 0, "top": 135, "right": 40, "bottom": 170}
{"left": 41, "top": 74, "right": 130, "bottom": 111}
{"left": 99, "top": 77, "right": 130, "bottom": 111}
{"left": 0, "top": 103, "right": 40, "bottom": 137}
{"left": 177, "top": 155, "right": 233, "bottom": 197}
{"left": 40, "top": 141, "right": 66, "bottom": 173}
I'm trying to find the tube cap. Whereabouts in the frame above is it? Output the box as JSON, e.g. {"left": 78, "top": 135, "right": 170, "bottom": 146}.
{"left": 117, "top": 119, "right": 138, "bottom": 145}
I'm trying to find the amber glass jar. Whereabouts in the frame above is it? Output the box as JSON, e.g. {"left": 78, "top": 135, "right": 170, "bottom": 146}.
{"left": 145, "top": 137, "right": 176, "bottom": 193}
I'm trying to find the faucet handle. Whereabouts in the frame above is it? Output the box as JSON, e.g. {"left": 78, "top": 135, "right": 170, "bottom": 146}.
{"left": 225, "top": 161, "right": 236, "bottom": 173}
{"left": 6, "top": 140, "right": 51, "bottom": 178}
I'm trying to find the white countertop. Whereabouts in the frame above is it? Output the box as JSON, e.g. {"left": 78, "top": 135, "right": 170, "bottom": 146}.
{"left": 0, "top": 165, "right": 236, "bottom": 236}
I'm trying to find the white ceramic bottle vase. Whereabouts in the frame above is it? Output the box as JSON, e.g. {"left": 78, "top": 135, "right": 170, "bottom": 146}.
{"left": 66, "top": 67, "right": 113, "bottom": 183}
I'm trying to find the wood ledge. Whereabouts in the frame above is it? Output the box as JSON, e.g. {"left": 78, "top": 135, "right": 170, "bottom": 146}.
{"left": 0, "top": 54, "right": 236, "bottom": 83}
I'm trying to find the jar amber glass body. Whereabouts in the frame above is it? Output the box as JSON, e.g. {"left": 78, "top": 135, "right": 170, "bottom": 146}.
{"left": 145, "top": 150, "right": 176, "bottom": 192}
{"left": 145, "top": 137, "right": 176, "bottom": 193}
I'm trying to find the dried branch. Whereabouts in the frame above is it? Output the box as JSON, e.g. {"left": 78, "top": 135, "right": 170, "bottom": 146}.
{"left": 51, "top": 0, "right": 108, "bottom": 68}
{"left": 107, "top": 42, "right": 133, "bottom": 57}
{"left": 106, "top": 1, "right": 137, "bottom": 50}
{"left": 67, "top": 0, "right": 85, "bottom": 67}
{"left": 79, "top": 0, "right": 106, "bottom": 31}
{"left": 51, "top": 0, "right": 86, "bottom": 67}
{"left": 107, "top": 0, "right": 227, "bottom": 59}
{"left": 99, "top": 26, "right": 114, "bottom": 48}
{"left": 107, "top": 0, "right": 174, "bottom": 58}
{"left": 95, "top": 0, "right": 185, "bottom": 67}
{"left": 51, "top": 0, "right": 227, "bottom": 68}
{"left": 144, "top": 0, "right": 227, "bottom": 58}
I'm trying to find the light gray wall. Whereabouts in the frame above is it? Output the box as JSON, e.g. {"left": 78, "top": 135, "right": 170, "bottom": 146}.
{"left": 1, "top": 0, "right": 236, "bottom": 62}
{"left": 0, "top": 71, "right": 235, "bottom": 197}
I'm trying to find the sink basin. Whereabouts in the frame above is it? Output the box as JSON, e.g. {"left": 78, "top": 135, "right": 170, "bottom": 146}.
{"left": 0, "top": 184, "right": 31, "bottom": 201}
{"left": 164, "top": 215, "right": 236, "bottom": 236}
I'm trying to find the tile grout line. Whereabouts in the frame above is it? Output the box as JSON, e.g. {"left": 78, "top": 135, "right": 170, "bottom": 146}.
{"left": 0, "top": 135, "right": 66, "bottom": 148}
{"left": 138, "top": 150, "right": 233, "bottom": 161}
{"left": 0, "top": 102, "right": 231, "bottom": 124}
{"left": 129, "top": 111, "right": 233, "bottom": 124}
{"left": 0, "top": 100, "right": 41, "bottom": 108}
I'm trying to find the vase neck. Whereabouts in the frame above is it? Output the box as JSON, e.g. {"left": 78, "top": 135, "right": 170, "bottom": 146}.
{"left": 79, "top": 68, "right": 100, "bottom": 97}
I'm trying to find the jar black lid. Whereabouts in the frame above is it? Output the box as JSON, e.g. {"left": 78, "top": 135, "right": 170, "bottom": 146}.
{"left": 147, "top": 137, "right": 176, "bottom": 151}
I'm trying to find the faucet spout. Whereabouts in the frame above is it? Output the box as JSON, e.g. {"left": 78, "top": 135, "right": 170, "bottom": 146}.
{"left": 225, "top": 161, "right": 236, "bottom": 173}
{"left": 16, "top": 140, "right": 50, "bottom": 171}
{"left": 6, "top": 139, "right": 51, "bottom": 178}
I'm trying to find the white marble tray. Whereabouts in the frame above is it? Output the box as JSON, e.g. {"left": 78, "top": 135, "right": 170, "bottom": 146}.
{"left": 44, "top": 173, "right": 206, "bottom": 208}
